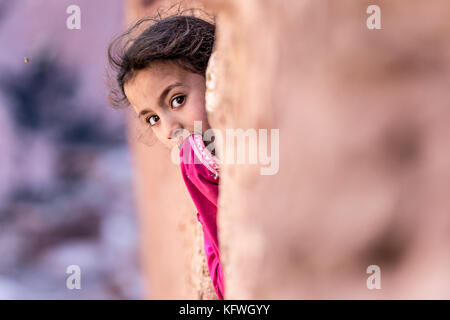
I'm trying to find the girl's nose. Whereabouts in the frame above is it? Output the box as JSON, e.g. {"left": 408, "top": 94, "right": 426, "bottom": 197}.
{"left": 168, "top": 128, "right": 184, "bottom": 141}
{"left": 165, "top": 119, "right": 183, "bottom": 141}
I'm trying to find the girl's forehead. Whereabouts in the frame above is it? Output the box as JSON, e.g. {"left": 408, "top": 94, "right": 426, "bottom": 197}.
{"left": 137, "top": 63, "right": 193, "bottom": 91}
{"left": 125, "top": 64, "right": 189, "bottom": 106}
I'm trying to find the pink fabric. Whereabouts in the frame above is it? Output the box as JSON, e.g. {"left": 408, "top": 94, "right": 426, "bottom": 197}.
{"left": 179, "top": 133, "right": 225, "bottom": 300}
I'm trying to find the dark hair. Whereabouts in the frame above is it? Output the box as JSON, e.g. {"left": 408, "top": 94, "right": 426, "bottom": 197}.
{"left": 107, "top": 9, "right": 216, "bottom": 109}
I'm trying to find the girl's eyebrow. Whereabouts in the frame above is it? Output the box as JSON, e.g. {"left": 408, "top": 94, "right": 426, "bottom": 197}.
{"left": 138, "top": 82, "right": 185, "bottom": 118}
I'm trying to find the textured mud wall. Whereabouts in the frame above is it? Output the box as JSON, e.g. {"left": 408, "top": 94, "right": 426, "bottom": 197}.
{"left": 204, "top": 0, "right": 450, "bottom": 298}
{"left": 125, "top": 0, "right": 217, "bottom": 299}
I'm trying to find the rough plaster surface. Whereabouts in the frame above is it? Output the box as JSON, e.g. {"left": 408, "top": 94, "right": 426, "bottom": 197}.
{"left": 204, "top": 0, "right": 450, "bottom": 299}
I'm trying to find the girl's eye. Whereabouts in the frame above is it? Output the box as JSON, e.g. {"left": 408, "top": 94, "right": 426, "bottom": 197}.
{"left": 146, "top": 114, "right": 159, "bottom": 126}
{"left": 171, "top": 95, "right": 186, "bottom": 108}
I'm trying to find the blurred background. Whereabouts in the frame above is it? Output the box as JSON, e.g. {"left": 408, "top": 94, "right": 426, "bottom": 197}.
{"left": 0, "top": 0, "right": 143, "bottom": 299}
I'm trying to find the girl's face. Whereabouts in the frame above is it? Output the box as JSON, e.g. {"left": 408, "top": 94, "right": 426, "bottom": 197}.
{"left": 124, "top": 61, "right": 211, "bottom": 150}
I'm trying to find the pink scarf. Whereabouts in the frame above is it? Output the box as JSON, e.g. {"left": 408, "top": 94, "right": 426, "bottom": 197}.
{"left": 179, "top": 134, "right": 225, "bottom": 300}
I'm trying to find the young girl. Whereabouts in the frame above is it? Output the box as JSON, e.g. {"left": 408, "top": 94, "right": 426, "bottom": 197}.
{"left": 107, "top": 14, "right": 225, "bottom": 300}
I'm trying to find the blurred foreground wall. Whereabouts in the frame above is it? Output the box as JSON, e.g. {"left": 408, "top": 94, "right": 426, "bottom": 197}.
{"left": 207, "top": 0, "right": 450, "bottom": 298}
{"left": 128, "top": 0, "right": 450, "bottom": 299}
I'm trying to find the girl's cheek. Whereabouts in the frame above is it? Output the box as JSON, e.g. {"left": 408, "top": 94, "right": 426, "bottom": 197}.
{"left": 152, "top": 127, "right": 163, "bottom": 140}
